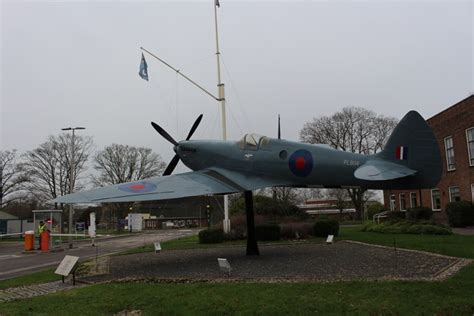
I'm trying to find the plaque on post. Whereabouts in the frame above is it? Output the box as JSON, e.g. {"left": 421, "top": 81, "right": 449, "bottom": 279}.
{"left": 154, "top": 242, "right": 162, "bottom": 253}
{"left": 217, "top": 258, "right": 231, "bottom": 276}
{"left": 55, "top": 255, "right": 80, "bottom": 285}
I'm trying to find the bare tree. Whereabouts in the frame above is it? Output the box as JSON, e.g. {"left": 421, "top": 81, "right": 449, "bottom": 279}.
{"left": 300, "top": 107, "right": 398, "bottom": 219}
{"left": 325, "top": 189, "right": 350, "bottom": 213}
{"left": 23, "top": 134, "right": 93, "bottom": 207}
{"left": 93, "top": 144, "right": 165, "bottom": 186}
{"left": 0, "top": 150, "right": 28, "bottom": 207}
{"left": 93, "top": 144, "right": 165, "bottom": 230}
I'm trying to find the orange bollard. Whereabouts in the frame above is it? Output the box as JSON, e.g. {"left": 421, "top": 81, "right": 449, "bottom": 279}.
{"left": 24, "top": 231, "right": 34, "bottom": 251}
{"left": 40, "top": 231, "right": 50, "bottom": 252}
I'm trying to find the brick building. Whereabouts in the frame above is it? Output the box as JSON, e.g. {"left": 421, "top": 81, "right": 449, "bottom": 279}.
{"left": 383, "top": 95, "right": 474, "bottom": 222}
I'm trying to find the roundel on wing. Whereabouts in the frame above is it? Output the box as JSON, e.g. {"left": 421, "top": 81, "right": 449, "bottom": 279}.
{"left": 118, "top": 181, "right": 157, "bottom": 193}
{"left": 289, "top": 149, "right": 314, "bottom": 177}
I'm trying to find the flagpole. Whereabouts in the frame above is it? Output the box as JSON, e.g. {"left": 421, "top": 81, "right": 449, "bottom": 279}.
{"left": 140, "top": 47, "right": 220, "bottom": 101}
{"left": 214, "top": 0, "right": 231, "bottom": 234}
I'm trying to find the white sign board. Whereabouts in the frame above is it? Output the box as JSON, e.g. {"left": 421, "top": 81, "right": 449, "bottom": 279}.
{"left": 326, "top": 235, "right": 334, "bottom": 244}
{"left": 88, "top": 212, "right": 96, "bottom": 238}
{"left": 128, "top": 213, "right": 143, "bottom": 232}
{"left": 55, "top": 255, "right": 80, "bottom": 277}
{"left": 154, "top": 242, "right": 162, "bottom": 253}
{"left": 217, "top": 258, "right": 232, "bottom": 275}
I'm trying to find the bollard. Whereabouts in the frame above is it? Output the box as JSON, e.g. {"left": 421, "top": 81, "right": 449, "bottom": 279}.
{"left": 41, "top": 231, "right": 50, "bottom": 252}
{"left": 24, "top": 231, "right": 35, "bottom": 251}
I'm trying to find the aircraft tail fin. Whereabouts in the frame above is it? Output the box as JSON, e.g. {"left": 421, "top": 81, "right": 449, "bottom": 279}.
{"left": 374, "top": 110, "right": 442, "bottom": 188}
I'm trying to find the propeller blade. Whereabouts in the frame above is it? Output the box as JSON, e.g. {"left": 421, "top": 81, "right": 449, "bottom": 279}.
{"left": 186, "top": 114, "right": 203, "bottom": 140}
{"left": 163, "top": 154, "right": 180, "bottom": 176}
{"left": 151, "top": 122, "right": 178, "bottom": 146}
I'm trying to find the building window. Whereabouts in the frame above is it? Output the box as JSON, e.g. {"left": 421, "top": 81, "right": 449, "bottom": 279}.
{"left": 399, "top": 194, "right": 406, "bottom": 211}
{"left": 410, "top": 192, "right": 417, "bottom": 208}
{"left": 466, "top": 128, "right": 474, "bottom": 167}
{"left": 431, "top": 189, "right": 441, "bottom": 211}
{"left": 449, "top": 186, "right": 461, "bottom": 202}
{"left": 471, "top": 184, "right": 474, "bottom": 202}
{"left": 390, "top": 195, "right": 396, "bottom": 211}
{"left": 444, "top": 136, "right": 455, "bottom": 171}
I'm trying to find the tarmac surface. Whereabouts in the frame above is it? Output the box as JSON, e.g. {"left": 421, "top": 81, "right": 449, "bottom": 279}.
{"left": 85, "top": 240, "right": 470, "bottom": 283}
{"left": 0, "top": 229, "right": 197, "bottom": 280}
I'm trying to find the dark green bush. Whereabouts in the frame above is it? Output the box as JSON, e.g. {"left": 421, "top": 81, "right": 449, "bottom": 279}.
{"left": 363, "top": 221, "right": 452, "bottom": 235}
{"left": 406, "top": 207, "right": 433, "bottom": 221}
{"left": 406, "top": 224, "right": 452, "bottom": 235}
{"left": 386, "top": 211, "right": 406, "bottom": 222}
{"left": 366, "top": 202, "right": 386, "bottom": 220}
{"left": 446, "top": 201, "right": 474, "bottom": 227}
{"left": 198, "top": 228, "right": 224, "bottom": 244}
{"left": 255, "top": 224, "right": 281, "bottom": 241}
{"left": 313, "top": 220, "right": 339, "bottom": 237}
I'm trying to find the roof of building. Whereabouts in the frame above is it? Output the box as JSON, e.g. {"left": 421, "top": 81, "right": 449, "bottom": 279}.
{"left": 427, "top": 94, "right": 473, "bottom": 122}
{"left": 0, "top": 211, "right": 19, "bottom": 220}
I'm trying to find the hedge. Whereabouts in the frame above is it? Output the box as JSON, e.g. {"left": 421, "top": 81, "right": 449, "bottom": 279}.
{"left": 198, "top": 228, "right": 224, "bottom": 243}
{"left": 313, "top": 220, "right": 339, "bottom": 237}
{"left": 406, "top": 207, "right": 433, "bottom": 221}
{"left": 255, "top": 224, "right": 281, "bottom": 241}
{"left": 446, "top": 201, "right": 474, "bottom": 227}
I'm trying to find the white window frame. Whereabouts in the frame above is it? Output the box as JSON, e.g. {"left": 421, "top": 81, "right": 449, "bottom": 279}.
{"left": 399, "top": 193, "right": 406, "bottom": 211}
{"left": 390, "top": 194, "right": 396, "bottom": 211}
{"left": 410, "top": 192, "right": 417, "bottom": 208}
{"left": 466, "top": 127, "right": 474, "bottom": 167}
{"left": 444, "top": 136, "right": 456, "bottom": 171}
{"left": 449, "top": 186, "right": 460, "bottom": 202}
{"left": 431, "top": 189, "right": 441, "bottom": 211}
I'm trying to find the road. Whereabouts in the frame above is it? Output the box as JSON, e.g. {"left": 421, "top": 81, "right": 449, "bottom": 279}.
{"left": 0, "top": 230, "right": 197, "bottom": 281}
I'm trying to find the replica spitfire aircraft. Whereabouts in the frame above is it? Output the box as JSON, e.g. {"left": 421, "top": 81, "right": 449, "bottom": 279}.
{"left": 56, "top": 110, "right": 442, "bottom": 255}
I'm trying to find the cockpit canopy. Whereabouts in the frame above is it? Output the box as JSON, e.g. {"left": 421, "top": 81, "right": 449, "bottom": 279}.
{"left": 238, "top": 133, "right": 271, "bottom": 150}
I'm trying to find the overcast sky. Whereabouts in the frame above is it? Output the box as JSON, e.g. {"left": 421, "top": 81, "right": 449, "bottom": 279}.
{"left": 1, "top": 0, "right": 473, "bottom": 170}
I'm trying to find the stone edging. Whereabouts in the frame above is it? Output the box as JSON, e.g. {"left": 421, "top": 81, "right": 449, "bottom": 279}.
{"left": 342, "top": 240, "right": 472, "bottom": 281}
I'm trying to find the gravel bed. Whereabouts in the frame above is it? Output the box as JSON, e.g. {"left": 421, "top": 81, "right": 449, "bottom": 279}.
{"left": 83, "top": 241, "right": 469, "bottom": 283}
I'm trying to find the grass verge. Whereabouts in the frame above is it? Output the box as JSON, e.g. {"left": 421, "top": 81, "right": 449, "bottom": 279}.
{"left": 0, "top": 264, "right": 473, "bottom": 315}
{"left": 1, "top": 226, "right": 474, "bottom": 315}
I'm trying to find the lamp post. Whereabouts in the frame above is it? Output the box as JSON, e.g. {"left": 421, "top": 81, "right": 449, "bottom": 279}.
{"left": 61, "top": 126, "right": 85, "bottom": 249}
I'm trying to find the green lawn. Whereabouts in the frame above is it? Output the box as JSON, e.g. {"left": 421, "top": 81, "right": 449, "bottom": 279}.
{"left": 1, "top": 227, "right": 474, "bottom": 315}
{"left": 0, "top": 265, "right": 473, "bottom": 315}
{"left": 0, "top": 269, "right": 57, "bottom": 290}
{"left": 339, "top": 226, "right": 474, "bottom": 259}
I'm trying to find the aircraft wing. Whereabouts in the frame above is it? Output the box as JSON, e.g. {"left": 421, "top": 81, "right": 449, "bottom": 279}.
{"left": 54, "top": 170, "right": 243, "bottom": 204}
{"left": 354, "top": 159, "right": 417, "bottom": 181}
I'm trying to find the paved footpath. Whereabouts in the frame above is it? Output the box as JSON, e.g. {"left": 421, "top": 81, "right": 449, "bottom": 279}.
{"left": 0, "top": 280, "right": 85, "bottom": 303}
{"left": 0, "top": 229, "right": 197, "bottom": 280}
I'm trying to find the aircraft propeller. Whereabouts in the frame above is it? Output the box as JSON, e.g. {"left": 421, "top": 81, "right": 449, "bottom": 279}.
{"left": 151, "top": 114, "right": 203, "bottom": 176}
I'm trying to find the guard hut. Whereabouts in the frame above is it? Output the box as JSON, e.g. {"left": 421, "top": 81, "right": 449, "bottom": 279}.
{"left": 32, "top": 210, "right": 63, "bottom": 249}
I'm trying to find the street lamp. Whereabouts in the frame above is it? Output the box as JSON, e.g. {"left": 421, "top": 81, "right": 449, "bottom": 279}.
{"left": 61, "top": 126, "right": 86, "bottom": 249}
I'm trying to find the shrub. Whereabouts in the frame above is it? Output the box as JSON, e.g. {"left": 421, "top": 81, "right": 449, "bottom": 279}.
{"left": 280, "top": 222, "right": 313, "bottom": 239}
{"left": 362, "top": 221, "right": 452, "bottom": 235}
{"left": 255, "top": 224, "right": 281, "bottom": 241}
{"left": 386, "top": 211, "right": 406, "bottom": 222}
{"left": 313, "top": 220, "right": 339, "bottom": 237}
{"left": 406, "top": 224, "right": 452, "bottom": 235}
{"left": 446, "top": 201, "right": 474, "bottom": 227}
{"left": 406, "top": 207, "right": 433, "bottom": 221}
{"left": 198, "top": 228, "right": 224, "bottom": 243}
{"left": 366, "top": 202, "right": 386, "bottom": 220}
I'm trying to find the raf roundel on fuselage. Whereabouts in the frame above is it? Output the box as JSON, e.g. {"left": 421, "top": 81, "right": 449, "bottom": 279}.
{"left": 289, "top": 149, "right": 314, "bottom": 177}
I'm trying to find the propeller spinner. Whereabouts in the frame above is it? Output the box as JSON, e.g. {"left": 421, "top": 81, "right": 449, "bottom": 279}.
{"left": 151, "top": 114, "right": 203, "bottom": 176}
